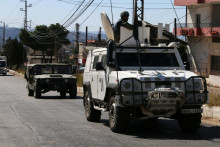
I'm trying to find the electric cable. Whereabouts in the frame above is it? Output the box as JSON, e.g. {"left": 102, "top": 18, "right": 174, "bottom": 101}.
{"left": 80, "top": 0, "right": 104, "bottom": 25}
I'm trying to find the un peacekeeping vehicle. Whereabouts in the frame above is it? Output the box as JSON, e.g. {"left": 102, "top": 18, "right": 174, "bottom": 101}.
{"left": 25, "top": 63, "right": 77, "bottom": 98}
{"left": 83, "top": 9, "right": 208, "bottom": 132}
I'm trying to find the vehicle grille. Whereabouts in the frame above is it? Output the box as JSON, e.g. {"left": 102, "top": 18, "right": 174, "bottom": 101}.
{"left": 50, "top": 78, "right": 64, "bottom": 83}
{"left": 144, "top": 77, "right": 184, "bottom": 89}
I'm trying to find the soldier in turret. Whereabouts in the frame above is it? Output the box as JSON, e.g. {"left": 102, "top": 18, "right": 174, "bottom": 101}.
{"left": 114, "top": 11, "right": 133, "bottom": 43}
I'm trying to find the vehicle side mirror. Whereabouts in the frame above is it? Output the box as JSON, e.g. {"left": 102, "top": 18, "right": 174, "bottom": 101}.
{"left": 96, "top": 62, "right": 104, "bottom": 70}
{"left": 107, "top": 40, "right": 116, "bottom": 68}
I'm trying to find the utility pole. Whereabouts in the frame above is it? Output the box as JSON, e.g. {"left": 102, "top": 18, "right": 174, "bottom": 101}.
{"left": 0, "top": 21, "right": 6, "bottom": 48}
{"left": 98, "top": 27, "right": 101, "bottom": 46}
{"left": 75, "top": 23, "right": 80, "bottom": 65}
{"left": 20, "top": 0, "right": 32, "bottom": 30}
{"left": 86, "top": 26, "right": 88, "bottom": 46}
{"left": 133, "top": 0, "right": 144, "bottom": 21}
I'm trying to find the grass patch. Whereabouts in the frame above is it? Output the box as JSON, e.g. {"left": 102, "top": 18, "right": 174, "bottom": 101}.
{"left": 16, "top": 68, "right": 25, "bottom": 75}
{"left": 207, "top": 91, "right": 220, "bottom": 107}
{"left": 75, "top": 73, "right": 83, "bottom": 87}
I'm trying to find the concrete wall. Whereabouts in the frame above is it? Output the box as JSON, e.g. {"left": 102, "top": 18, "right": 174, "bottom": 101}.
{"left": 209, "top": 75, "right": 220, "bottom": 87}
{"left": 211, "top": 42, "right": 220, "bottom": 56}
{"left": 188, "top": 37, "right": 211, "bottom": 76}
{"left": 187, "top": 5, "right": 212, "bottom": 26}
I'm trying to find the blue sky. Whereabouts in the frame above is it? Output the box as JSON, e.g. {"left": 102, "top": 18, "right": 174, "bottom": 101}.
{"left": 0, "top": 0, "right": 186, "bottom": 32}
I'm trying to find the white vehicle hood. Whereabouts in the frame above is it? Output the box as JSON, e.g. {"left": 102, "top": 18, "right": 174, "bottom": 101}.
{"left": 34, "top": 74, "right": 75, "bottom": 78}
{"left": 110, "top": 70, "right": 198, "bottom": 82}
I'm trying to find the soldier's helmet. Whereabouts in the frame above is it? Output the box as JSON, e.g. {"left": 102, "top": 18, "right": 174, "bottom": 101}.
{"left": 120, "top": 11, "right": 129, "bottom": 18}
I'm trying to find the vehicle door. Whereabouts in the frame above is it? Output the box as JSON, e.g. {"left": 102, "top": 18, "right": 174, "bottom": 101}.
{"left": 90, "top": 54, "right": 99, "bottom": 99}
{"left": 97, "top": 53, "right": 107, "bottom": 101}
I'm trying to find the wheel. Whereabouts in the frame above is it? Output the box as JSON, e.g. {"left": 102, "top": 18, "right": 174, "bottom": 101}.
{"left": 178, "top": 113, "right": 202, "bottom": 131}
{"left": 69, "top": 83, "right": 77, "bottom": 98}
{"left": 84, "top": 89, "right": 101, "bottom": 122}
{"left": 109, "top": 96, "right": 130, "bottom": 133}
{"left": 28, "top": 87, "right": 34, "bottom": 96}
{"left": 3, "top": 73, "right": 6, "bottom": 76}
{"left": 60, "top": 91, "right": 66, "bottom": 97}
{"left": 34, "top": 85, "right": 41, "bottom": 98}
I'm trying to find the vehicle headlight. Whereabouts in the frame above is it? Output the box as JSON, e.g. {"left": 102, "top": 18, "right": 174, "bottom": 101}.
{"left": 186, "top": 84, "right": 192, "bottom": 91}
{"left": 65, "top": 79, "right": 68, "bottom": 83}
{"left": 46, "top": 79, "right": 49, "bottom": 83}
{"left": 121, "top": 79, "right": 141, "bottom": 92}
{"left": 194, "top": 78, "right": 203, "bottom": 91}
{"left": 124, "top": 82, "right": 131, "bottom": 89}
{"left": 186, "top": 78, "right": 203, "bottom": 91}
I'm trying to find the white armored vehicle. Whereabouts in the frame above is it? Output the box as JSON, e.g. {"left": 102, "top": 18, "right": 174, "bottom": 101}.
{"left": 83, "top": 8, "right": 208, "bottom": 133}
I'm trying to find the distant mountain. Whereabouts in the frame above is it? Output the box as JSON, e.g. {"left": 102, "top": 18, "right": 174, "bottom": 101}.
{"left": 0, "top": 27, "right": 20, "bottom": 42}
{"left": 0, "top": 27, "right": 107, "bottom": 44}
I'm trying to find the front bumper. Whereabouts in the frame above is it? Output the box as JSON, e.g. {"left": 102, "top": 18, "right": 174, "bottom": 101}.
{"left": 119, "top": 76, "right": 209, "bottom": 107}
{"left": 36, "top": 78, "right": 77, "bottom": 91}
{"left": 0, "top": 69, "right": 7, "bottom": 74}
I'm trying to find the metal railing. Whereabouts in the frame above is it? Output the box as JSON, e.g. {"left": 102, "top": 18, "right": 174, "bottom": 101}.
{"left": 119, "top": 76, "right": 208, "bottom": 106}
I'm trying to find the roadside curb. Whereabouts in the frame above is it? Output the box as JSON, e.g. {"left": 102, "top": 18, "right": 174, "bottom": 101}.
{"left": 202, "top": 105, "right": 220, "bottom": 120}
{"left": 9, "top": 69, "right": 24, "bottom": 78}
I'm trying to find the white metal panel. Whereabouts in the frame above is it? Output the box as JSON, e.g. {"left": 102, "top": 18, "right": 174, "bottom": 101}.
{"left": 119, "top": 27, "right": 150, "bottom": 46}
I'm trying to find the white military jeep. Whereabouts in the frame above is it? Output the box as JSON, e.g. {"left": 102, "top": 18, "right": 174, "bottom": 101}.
{"left": 83, "top": 13, "right": 208, "bottom": 133}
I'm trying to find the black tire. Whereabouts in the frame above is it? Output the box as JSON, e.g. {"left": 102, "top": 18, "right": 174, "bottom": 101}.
{"left": 34, "top": 85, "right": 41, "bottom": 98}
{"left": 3, "top": 73, "right": 6, "bottom": 76}
{"left": 60, "top": 91, "right": 66, "bottom": 97}
{"left": 28, "top": 88, "right": 34, "bottom": 96}
{"left": 148, "top": 117, "right": 158, "bottom": 122}
{"left": 109, "top": 96, "right": 130, "bottom": 133}
{"left": 178, "top": 113, "right": 202, "bottom": 131}
{"left": 69, "top": 83, "right": 77, "bottom": 98}
{"left": 84, "top": 89, "right": 101, "bottom": 122}
{"left": 27, "top": 84, "right": 34, "bottom": 96}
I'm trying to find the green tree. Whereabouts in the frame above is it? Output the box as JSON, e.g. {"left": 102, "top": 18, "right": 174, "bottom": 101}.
{"left": 19, "top": 23, "right": 70, "bottom": 63}
{"left": 3, "top": 38, "right": 27, "bottom": 69}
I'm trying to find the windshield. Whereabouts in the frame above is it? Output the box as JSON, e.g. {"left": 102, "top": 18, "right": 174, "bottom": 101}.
{"left": 116, "top": 53, "right": 179, "bottom": 67}
{"left": 0, "top": 61, "right": 6, "bottom": 67}
{"left": 35, "top": 65, "right": 53, "bottom": 75}
{"left": 34, "top": 65, "right": 72, "bottom": 75}
{"left": 54, "top": 65, "right": 72, "bottom": 74}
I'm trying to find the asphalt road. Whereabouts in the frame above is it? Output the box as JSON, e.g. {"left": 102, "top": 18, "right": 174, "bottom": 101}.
{"left": 1, "top": 74, "right": 220, "bottom": 147}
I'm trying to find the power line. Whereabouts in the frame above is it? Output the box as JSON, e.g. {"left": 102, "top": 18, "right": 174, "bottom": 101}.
{"left": 4, "top": 1, "right": 20, "bottom": 21}
{"left": 58, "top": 0, "right": 184, "bottom": 9}
{"left": 80, "top": 0, "right": 104, "bottom": 25}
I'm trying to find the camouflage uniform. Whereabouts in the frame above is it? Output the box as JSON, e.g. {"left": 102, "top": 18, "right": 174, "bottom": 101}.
{"left": 113, "top": 19, "right": 133, "bottom": 43}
